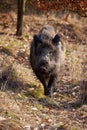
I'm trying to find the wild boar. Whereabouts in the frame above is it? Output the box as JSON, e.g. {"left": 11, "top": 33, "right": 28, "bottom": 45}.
{"left": 30, "top": 25, "right": 65, "bottom": 97}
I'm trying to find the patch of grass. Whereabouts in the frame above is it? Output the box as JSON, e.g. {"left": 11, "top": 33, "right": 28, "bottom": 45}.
{"left": 15, "top": 93, "right": 27, "bottom": 100}
{"left": 4, "top": 41, "right": 17, "bottom": 49}
{"left": 4, "top": 110, "right": 20, "bottom": 120}
{"left": 36, "top": 104, "right": 43, "bottom": 111}
{"left": 69, "top": 125, "right": 82, "bottom": 130}
{"left": 65, "top": 43, "right": 83, "bottom": 83}
{"left": 56, "top": 122, "right": 67, "bottom": 130}
{"left": 27, "top": 87, "right": 44, "bottom": 99}
{"left": 0, "top": 119, "right": 23, "bottom": 130}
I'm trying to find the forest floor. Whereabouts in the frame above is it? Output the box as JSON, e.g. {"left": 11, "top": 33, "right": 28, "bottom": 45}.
{"left": 0, "top": 10, "right": 87, "bottom": 130}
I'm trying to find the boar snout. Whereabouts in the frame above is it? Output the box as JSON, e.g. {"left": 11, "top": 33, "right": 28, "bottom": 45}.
{"left": 39, "top": 60, "right": 48, "bottom": 73}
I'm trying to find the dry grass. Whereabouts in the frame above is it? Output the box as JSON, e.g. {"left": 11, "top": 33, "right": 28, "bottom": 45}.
{"left": 0, "top": 10, "right": 87, "bottom": 129}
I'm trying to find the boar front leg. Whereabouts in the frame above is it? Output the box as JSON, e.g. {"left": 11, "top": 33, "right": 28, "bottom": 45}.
{"left": 44, "top": 75, "right": 57, "bottom": 97}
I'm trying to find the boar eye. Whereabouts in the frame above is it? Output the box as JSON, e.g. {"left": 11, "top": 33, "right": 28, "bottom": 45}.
{"left": 48, "top": 50, "right": 53, "bottom": 55}
{"left": 52, "top": 34, "right": 60, "bottom": 46}
{"left": 49, "top": 51, "right": 52, "bottom": 54}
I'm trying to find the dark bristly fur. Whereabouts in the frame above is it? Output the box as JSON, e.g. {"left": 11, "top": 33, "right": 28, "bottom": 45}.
{"left": 30, "top": 25, "right": 65, "bottom": 97}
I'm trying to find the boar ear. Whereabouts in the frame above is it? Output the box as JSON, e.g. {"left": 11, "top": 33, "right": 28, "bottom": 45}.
{"left": 52, "top": 35, "right": 60, "bottom": 46}
{"left": 33, "top": 35, "right": 41, "bottom": 47}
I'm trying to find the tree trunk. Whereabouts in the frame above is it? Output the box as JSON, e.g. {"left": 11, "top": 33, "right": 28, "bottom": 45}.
{"left": 16, "top": 0, "right": 24, "bottom": 36}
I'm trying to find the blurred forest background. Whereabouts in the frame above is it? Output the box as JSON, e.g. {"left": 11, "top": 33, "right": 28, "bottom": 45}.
{"left": 0, "top": 0, "right": 87, "bottom": 130}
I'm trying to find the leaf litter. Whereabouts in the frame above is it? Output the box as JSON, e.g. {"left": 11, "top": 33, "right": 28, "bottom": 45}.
{"left": 0, "top": 11, "right": 87, "bottom": 130}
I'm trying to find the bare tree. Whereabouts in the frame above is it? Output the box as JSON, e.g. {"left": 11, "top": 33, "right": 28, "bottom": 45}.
{"left": 16, "top": 0, "right": 25, "bottom": 36}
